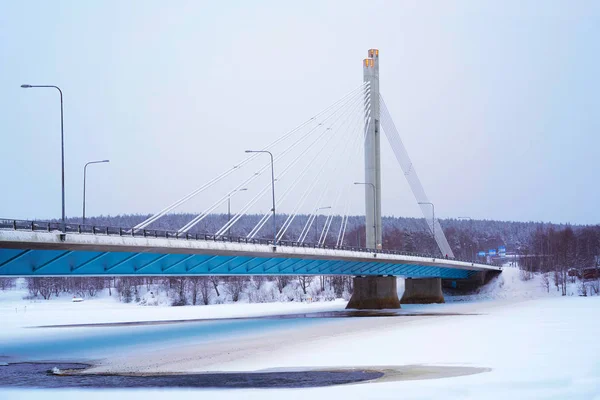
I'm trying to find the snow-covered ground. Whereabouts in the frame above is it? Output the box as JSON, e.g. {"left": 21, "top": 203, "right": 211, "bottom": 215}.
{"left": 0, "top": 266, "right": 578, "bottom": 333}
{"left": 0, "top": 267, "right": 599, "bottom": 399}
{"left": 0, "top": 285, "right": 348, "bottom": 334}
{"left": 445, "top": 264, "right": 585, "bottom": 302}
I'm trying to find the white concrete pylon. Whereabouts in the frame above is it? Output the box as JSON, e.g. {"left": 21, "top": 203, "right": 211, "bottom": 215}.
{"left": 363, "top": 49, "right": 382, "bottom": 249}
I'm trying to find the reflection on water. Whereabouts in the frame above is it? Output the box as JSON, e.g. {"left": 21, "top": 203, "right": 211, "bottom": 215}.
{"left": 0, "top": 363, "right": 384, "bottom": 389}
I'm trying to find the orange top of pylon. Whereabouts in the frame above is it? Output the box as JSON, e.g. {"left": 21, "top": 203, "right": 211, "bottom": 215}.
{"left": 368, "top": 49, "right": 379, "bottom": 58}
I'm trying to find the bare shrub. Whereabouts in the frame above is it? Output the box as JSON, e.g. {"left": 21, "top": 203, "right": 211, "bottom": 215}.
{"left": 225, "top": 276, "right": 246, "bottom": 302}
{"left": 116, "top": 278, "right": 134, "bottom": 303}
{"left": 37, "top": 279, "right": 54, "bottom": 300}
{"left": 188, "top": 277, "right": 212, "bottom": 305}
{"left": 330, "top": 276, "right": 345, "bottom": 298}
{"left": 541, "top": 273, "right": 550, "bottom": 293}
{"left": 297, "top": 276, "right": 313, "bottom": 295}
{"left": 209, "top": 276, "right": 221, "bottom": 297}
{"left": 169, "top": 278, "right": 187, "bottom": 306}
{"left": 0, "top": 278, "right": 16, "bottom": 291}
{"left": 519, "top": 269, "right": 533, "bottom": 281}
{"left": 25, "top": 278, "right": 39, "bottom": 298}
{"left": 275, "top": 276, "right": 290, "bottom": 294}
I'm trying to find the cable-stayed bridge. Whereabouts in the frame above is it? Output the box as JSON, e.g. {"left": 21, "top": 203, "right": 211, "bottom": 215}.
{"left": 1, "top": 49, "right": 500, "bottom": 307}
{"left": 0, "top": 219, "right": 498, "bottom": 278}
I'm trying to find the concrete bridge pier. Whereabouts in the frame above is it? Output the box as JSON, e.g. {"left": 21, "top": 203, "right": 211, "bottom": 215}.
{"left": 400, "top": 277, "right": 445, "bottom": 304}
{"left": 346, "top": 275, "right": 401, "bottom": 309}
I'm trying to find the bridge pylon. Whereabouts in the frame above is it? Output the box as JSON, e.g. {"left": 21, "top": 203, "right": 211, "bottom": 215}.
{"left": 347, "top": 49, "right": 401, "bottom": 310}
{"left": 363, "top": 49, "right": 382, "bottom": 250}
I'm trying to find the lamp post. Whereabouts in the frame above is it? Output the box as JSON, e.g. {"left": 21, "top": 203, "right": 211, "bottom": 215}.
{"left": 315, "top": 206, "right": 332, "bottom": 245}
{"left": 419, "top": 201, "right": 435, "bottom": 248}
{"left": 245, "top": 150, "right": 276, "bottom": 247}
{"left": 21, "top": 84, "right": 66, "bottom": 231}
{"left": 227, "top": 188, "right": 247, "bottom": 237}
{"left": 83, "top": 160, "right": 110, "bottom": 225}
{"left": 354, "top": 182, "right": 377, "bottom": 249}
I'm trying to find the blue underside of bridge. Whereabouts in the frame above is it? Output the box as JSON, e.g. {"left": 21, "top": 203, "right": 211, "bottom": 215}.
{"left": 0, "top": 248, "right": 474, "bottom": 278}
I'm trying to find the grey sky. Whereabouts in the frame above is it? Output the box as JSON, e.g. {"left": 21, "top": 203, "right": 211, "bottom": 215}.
{"left": 1, "top": 0, "right": 599, "bottom": 225}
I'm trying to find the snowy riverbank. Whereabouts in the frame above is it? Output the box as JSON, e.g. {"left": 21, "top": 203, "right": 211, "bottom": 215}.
{"left": 1, "top": 268, "right": 598, "bottom": 399}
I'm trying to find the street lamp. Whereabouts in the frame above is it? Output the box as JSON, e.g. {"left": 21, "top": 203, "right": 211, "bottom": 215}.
{"left": 83, "top": 160, "right": 110, "bottom": 225}
{"left": 21, "top": 84, "right": 66, "bottom": 231}
{"left": 228, "top": 188, "right": 247, "bottom": 237}
{"left": 245, "top": 150, "right": 276, "bottom": 247}
{"left": 418, "top": 201, "right": 435, "bottom": 244}
{"left": 354, "top": 182, "right": 377, "bottom": 249}
{"left": 315, "top": 206, "right": 332, "bottom": 245}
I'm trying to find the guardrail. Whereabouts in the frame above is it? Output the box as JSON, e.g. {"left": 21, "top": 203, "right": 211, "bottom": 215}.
{"left": 0, "top": 218, "right": 497, "bottom": 267}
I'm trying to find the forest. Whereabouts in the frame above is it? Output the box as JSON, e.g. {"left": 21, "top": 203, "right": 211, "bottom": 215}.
{"left": 62, "top": 212, "right": 584, "bottom": 258}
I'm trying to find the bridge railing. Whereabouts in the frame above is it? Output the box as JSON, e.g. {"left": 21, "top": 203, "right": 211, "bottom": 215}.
{"left": 0, "top": 219, "right": 497, "bottom": 267}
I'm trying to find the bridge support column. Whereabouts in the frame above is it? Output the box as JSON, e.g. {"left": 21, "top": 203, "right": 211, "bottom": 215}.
{"left": 400, "top": 277, "right": 445, "bottom": 304}
{"left": 346, "top": 276, "right": 401, "bottom": 309}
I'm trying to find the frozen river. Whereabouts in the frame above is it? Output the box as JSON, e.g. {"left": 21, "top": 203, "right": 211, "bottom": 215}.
{"left": 2, "top": 314, "right": 336, "bottom": 362}
{"left": 0, "top": 280, "right": 599, "bottom": 399}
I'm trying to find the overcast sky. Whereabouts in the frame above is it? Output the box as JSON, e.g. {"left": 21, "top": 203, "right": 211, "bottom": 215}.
{"left": 1, "top": 0, "right": 599, "bottom": 225}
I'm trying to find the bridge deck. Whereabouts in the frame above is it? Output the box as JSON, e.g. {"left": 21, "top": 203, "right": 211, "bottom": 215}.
{"left": 0, "top": 228, "right": 500, "bottom": 278}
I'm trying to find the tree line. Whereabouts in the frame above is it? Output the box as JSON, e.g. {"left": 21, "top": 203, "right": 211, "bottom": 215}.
{"left": 0, "top": 275, "right": 354, "bottom": 306}
{"left": 63, "top": 212, "right": 587, "bottom": 258}
{"left": 518, "top": 226, "right": 600, "bottom": 296}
